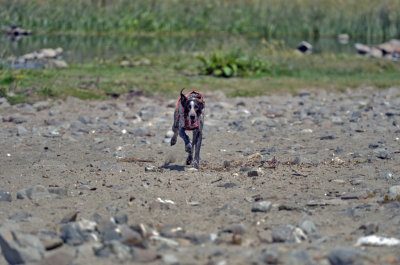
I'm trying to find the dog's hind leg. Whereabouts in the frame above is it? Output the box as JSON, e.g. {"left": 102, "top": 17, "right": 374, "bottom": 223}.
{"left": 192, "top": 130, "right": 202, "bottom": 169}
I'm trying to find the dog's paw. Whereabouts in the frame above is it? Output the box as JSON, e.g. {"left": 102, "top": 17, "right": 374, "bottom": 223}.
{"left": 193, "top": 161, "right": 199, "bottom": 169}
{"left": 186, "top": 154, "right": 193, "bottom": 165}
{"left": 185, "top": 143, "right": 192, "bottom": 153}
{"left": 170, "top": 137, "right": 177, "bottom": 146}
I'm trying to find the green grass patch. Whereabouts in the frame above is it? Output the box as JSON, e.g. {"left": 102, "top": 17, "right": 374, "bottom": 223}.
{"left": 0, "top": 50, "right": 399, "bottom": 104}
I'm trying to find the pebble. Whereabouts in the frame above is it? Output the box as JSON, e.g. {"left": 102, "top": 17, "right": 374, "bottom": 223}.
{"left": 0, "top": 190, "right": 12, "bottom": 202}
{"left": 251, "top": 201, "right": 272, "bottom": 213}
{"left": 389, "top": 185, "right": 400, "bottom": 197}
{"left": 298, "top": 220, "right": 318, "bottom": 237}
{"left": 272, "top": 225, "right": 307, "bottom": 243}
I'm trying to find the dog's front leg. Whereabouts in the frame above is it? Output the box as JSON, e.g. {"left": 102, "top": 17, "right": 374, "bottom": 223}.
{"left": 193, "top": 130, "right": 202, "bottom": 169}
{"left": 179, "top": 127, "right": 192, "bottom": 153}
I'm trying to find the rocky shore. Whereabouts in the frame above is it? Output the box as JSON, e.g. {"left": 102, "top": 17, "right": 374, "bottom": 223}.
{"left": 0, "top": 88, "right": 400, "bottom": 264}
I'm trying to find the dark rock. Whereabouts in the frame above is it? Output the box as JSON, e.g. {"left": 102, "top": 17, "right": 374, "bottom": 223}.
{"left": 375, "top": 149, "right": 393, "bottom": 159}
{"left": 320, "top": 135, "right": 335, "bottom": 140}
{"left": 0, "top": 190, "right": 12, "bottom": 202}
{"left": 368, "top": 142, "right": 379, "bottom": 149}
{"left": 60, "top": 211, "right": 79, "bottom": 224}
{"left": 217, "top": 182, "right": 237, "bottom": 188}
{"left": 252, "top": 201, "right": 272, "bottom": 213}
{"left": 327, "top": 247, "right": 367, "bottom": 265}
{"left": 359, "top": 223, "right": 379, "bottom": 236}
{"left": 0, "top": 227, "right": 45, "bottom": 265}
{"left": 248, "top": 170, "right": 259, "bottom": 177}
{"left": 95, "top": 240, "right": 131, "bottom": 261}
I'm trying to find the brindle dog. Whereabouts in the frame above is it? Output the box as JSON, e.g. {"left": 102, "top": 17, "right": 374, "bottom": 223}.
{"left": 171, "top": 88, "right": 205, "bottom": 169}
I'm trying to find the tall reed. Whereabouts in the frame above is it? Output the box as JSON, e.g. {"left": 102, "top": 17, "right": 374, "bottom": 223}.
{"left": 1, "top": 0, "right": 399, "bottom": 40}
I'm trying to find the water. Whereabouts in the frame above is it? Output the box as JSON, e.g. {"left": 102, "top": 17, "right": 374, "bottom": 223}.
{"left": 0, "top": 33, "right": 375, "bottom": 63}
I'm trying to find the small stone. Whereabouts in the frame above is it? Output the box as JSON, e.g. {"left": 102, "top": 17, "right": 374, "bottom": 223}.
{"left": 162, "top": 253, "right": 178, "bottom": 264}
{"left": 272, "top": 225, "right": 307, "bottom": 243}
{"left": 112, "top": 213, "right": 128, "bottom": 225}
{"left": 145, "top": 166, "right": 156, "bottom": 172}
{"left": 259, "top": 247, "right": 280, "bottom": 264}
{"left": 307, "top": 199, "right": 347, "bottom": 206}
{"left": 78, "top": 115, "right": 93, "bottom": 125}
{"left": 298, "top": 220, "right": 318, "bottom": 237}
{"left": 221, "top": 223, "right": 247, "bottom": 235}
{"left": 217, "top": 182, "right": 237, "bottom": 188}
{"left": 17, "top": 125, "right": 28, "bottom": 136}
{"left": 8, "top": 211, "right": 32, "bottom": 221}
{"left": 389, "top": 185, "right": 400, "bottom": 197}
{"left": 252, "top": 201, "right": 272, "bottom": 213}
{"left": 248, "top": 170, "right": 259, "bottom": 177}
{"left": 0, "top": 190, "right": 12, "bottom": 202}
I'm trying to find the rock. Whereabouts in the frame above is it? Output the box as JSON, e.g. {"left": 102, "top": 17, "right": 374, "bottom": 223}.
{"left": 252, "top": 201, "right": 272, "bottom": 213}
{"left": 221, "top": 223, "right": 247, "bottom": 235}
{"left": 61, "top": 219, "right": 98, "bottom": 246}
{"left": 36, "top": 230, "right": 63, "bottom": 250}
{"left": 307, "top": 199, "right": 347, "bottom": 206}
{"left": 298, "top": 220, "right": 318, "bottom": 237}
{"left": 8, "top": 211, "right": 32, "bottom": 222}
{"left": 259, "top": 247, "right": 280, "bottom": 264}
{"left": 389, "top": 185, "right": 400, "bottom": 197}
{"left": 285, "top": 249, "right": 315, "bottom": 265}
{"left": 95, "top": 240, "right": 131, "bottom": 261}
{"left": 36, "top": 252, "right": 73, "bottom": 265}
{"left": 297, "top": 41, "right": 313, "bottom": 54}
{"left": 272, "top": 225, "right": 307, "bottom": 243}
{"left": 112, "top": 213, "right": 128, "bottom": 225}
{"left": 17, "top": 185, "right": 57, "bottom": 200}
{"left": 248, "top": 170, "right": 259, "bottom": 177}
{"left": 16, "top": 125, "right": 28, "bottom": 136}
{"left": 0, "top": 227, "right": 46, "bottom": 265}
{"left": 0, "top": 190, "right": 12, "bottom": 202}
{"left": 131, "top": 247, "right": 159, "bottom": 262}
{"left": 78, "top": 115, "right": 93, "bottom": 125}
{"left": 217, "top": 182, "right": 237, "bottom": 188}
{"left": 162, "top": 253, "right": 179, "bottom": 264}
{"left": 327, "top": 247, "right": 367, "bottom": 265}
{"left": 48, "top": 59, "right": 68, "bottom": 68}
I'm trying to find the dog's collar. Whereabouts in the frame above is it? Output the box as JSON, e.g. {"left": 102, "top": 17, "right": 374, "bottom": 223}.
{"left": 177, "top": 90, "right": 204, "bottom": 131}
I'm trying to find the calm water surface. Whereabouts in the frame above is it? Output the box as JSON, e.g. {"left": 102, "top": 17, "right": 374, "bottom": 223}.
{"left": 0, "top": 34, "right": 374, "bottom": 63}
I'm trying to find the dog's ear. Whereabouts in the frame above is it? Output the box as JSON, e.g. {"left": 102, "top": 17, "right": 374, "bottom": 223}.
{"left": 180, "top": 88, "right": 187, "bottom": 105}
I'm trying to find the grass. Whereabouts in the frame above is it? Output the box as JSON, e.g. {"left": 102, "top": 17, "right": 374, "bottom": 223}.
{"left": 1, "top": 0, "right": 400, "bottom": 40}
{"left": 1, "top": 47, "right": 400, "bottom": 104}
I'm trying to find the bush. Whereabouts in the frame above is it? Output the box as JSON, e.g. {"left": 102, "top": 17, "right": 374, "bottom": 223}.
{"left": 197, "top": 50, "right": 270, "bottom": 77}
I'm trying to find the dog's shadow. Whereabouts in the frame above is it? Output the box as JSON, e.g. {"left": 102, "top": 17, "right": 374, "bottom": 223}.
{"left": 160, "top": 164, "right": 186, "bottom": 171}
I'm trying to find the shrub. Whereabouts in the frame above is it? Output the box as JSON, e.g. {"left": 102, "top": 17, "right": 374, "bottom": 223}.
{"left": 197, "top": 50, "right": 270, "bottom": 77}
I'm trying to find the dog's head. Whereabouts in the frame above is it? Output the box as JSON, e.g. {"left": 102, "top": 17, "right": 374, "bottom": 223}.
{"left": 180, "top": 88, "right": 204, "bottom": 129}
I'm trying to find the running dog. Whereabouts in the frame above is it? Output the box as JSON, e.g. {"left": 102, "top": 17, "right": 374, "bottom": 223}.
{"left": 171, "top": 89, "right": 205, "bottom": 169}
